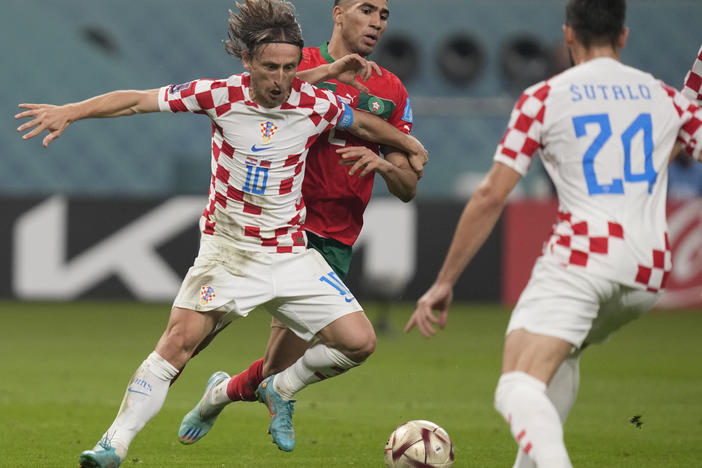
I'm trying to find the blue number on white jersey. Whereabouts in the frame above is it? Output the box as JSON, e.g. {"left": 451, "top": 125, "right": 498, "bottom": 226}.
{"left": 243, "top": 163, "right": 269, "bottom": 195}
{"left": 319, "top": 271, "right": 355, "bottom": 303}
{"left": 573, "top": 112, "right": 657, "bottom": 195}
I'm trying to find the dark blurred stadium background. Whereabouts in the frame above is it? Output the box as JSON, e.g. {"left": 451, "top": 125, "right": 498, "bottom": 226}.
{"left": 2, "top": 0, "right": 701, "bottom": 308}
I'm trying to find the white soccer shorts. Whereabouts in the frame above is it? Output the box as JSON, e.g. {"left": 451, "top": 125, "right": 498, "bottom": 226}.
{"left": 173, "top": 236, "right": 362, "bottom": 341}
{"left": 507, "top": 257, "right": 660, "bottom": 349}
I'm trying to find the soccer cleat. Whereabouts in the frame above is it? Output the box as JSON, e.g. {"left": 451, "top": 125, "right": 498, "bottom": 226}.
{"left": 178, "top": 371, "right": 231, "bottom": 445}
{"left": 78, "top": 439, "right": 121, "bottom": 468}
{"left": 256, "top": 375, "right": 296, "bottom": 452}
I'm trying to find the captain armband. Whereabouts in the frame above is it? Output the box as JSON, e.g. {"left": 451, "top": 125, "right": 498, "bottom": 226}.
{"left": 336, "top": 102, "right": 354, "bottom": 130}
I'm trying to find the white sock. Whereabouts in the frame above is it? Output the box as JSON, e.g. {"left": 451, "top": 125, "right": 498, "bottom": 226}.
{"left": 546, "top": 356, "right": 580, "bottom": 424}
{"left": 209, "top": 379, "right": 232, "bottom": 407}
{"left": 97, "top": 352, "right": 179, "bottom": 460}
{"left": 495, "top": 371, "right": 573, "bottom": 468}
{"left": 511, "top": 357, "right": 580, "bottom": 468}
{"left": 273, "top": 343, "right": 359, "bottom": 400}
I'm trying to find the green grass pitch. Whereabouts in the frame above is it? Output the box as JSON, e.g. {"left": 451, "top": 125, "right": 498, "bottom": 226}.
{"left": 0, "top": 300, "right": 700, "bottom": 467}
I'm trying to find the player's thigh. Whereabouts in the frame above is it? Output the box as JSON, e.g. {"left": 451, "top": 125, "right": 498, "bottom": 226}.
{"left": 263, "top": 319, "right": 310, "bottom": 376}
{"left": 502, "top": 329, "right": 574, "bottom": 384}
{"left": 268, "top": 249, "right": 364, "bottom": 342}
{"left": 173, "top": 240, "right": 274, "bottom": 355}
{"left": 586, "top": 285, "right": 659, "bottom": 345}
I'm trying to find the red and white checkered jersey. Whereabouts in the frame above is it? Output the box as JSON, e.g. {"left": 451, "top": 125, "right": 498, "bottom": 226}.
{"left": 158, "top": 74, "right": 347, "bottom": 253}
{"left": 682, "top": 45, "right": 702, "bottom": 103}
{"left": 495, "top": 57, "right": 702, "bottom": 292}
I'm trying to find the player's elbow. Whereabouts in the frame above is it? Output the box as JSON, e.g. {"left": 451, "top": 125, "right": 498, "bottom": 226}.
{"left": 393, "top": 186, "right": 416, "bottom": 203}
{"left": 472, "top": 182, "right": 508, "bottom": 213}
{"left": 471, "top": 164, "right": 517, "bottom": 212}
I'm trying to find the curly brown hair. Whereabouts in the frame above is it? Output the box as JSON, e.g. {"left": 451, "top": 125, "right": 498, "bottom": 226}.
{"left": 224, "top": 0, "right": 304, "bottom": 59}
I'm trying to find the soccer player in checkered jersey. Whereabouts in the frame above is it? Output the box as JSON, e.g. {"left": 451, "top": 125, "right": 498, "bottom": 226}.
{"left": 15, "top": 0, "right": 427, "bottom": 465}
{"left": 405, "top": 1, "right": 702, "bottom": 467}
{"left": 174, "top": 0, "right": 422, "bottom": 448}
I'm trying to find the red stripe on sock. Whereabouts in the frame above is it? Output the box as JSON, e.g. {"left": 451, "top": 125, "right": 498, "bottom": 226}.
{"left": 524, "top": 442, "right": 533, "bottom": 454}
{"left": 516, "top": 429, "right": 526, "bottom": 441}
{"left": 226, "top": 358, "right": 264, "bottom": 401}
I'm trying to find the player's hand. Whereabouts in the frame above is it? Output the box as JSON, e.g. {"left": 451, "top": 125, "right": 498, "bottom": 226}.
{"left": 404, "top": 282, "right": 453, "bottom": 338}
{"left": 15, "top": 103, "right": 74, "bottom": 147}
{"left": 405, "top": 135, "right": 428, "bottom": 178}
{"left": 328, "top": 54, "right": 382, "bottom": 94}
{"left": 336, "top": 146, "right": 390, "bottom": 177}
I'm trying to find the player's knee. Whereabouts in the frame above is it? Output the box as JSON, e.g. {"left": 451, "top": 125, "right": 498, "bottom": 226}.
{"left": 342, "top": 328, "right": 376, "bottom": 363}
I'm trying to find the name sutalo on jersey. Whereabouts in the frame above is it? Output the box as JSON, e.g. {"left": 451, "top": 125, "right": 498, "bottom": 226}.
{"left": 569, "top": 83, "right": 652, "bottom": 102}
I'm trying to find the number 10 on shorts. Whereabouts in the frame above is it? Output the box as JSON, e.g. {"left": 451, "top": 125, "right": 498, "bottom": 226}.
{"left": 319, "top": 271, "right": 355, "bottom": 303}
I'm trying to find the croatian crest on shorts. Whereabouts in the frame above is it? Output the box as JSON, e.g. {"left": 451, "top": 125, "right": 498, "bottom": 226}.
{"left": 260, "top": 121, "right": 278, "bottom": 143}
{"left": 200, "top": 285, "right": 216, "bottom": 305}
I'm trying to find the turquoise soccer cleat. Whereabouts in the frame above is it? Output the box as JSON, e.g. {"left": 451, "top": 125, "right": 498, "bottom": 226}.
{"left": 78, "top": 439, "right": 122, "bottom": 468}
{"left": 178, "top": 371, "right": 230, "bottom": 445}
{"left": 256, "top": 375, "right": 296, "bottom": 452}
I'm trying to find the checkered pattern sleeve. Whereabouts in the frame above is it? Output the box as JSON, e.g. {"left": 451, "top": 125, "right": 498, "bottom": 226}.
{"left": 682, "top": 45, "right": 702, "bottom": 103}
{"left": 494, "top": 81, "right": 550, "bottom": 175}
{"left": 158, "top": 78, "right": 234, "bottom": 116}
{"left": 663, "top": 83, "right": 702, "bottom": 162}
{"left": 290, "top": 82, "right": 344, "bottom": 135}
{"left": 306, "top": 85, "right": 346, "bottom": 134}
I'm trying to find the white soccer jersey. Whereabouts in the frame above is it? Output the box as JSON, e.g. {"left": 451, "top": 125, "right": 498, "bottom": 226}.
{"left": 158, "top": 74, "right": 348, "bottom": 253}
{"left": 495, "top": 57, "right": 702, "bottom": 292}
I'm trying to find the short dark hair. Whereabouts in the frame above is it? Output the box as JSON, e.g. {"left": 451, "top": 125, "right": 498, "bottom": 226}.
{"left": 565, "top": 0, "right": 626, "bottom": 48}
{"left": 224, "top": 0, "right": 304, "bottom": 59}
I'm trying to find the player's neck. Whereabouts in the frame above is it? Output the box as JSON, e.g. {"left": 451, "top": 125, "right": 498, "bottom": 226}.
{"left": 570, "top": 44, "right": 620, "bottom": 65}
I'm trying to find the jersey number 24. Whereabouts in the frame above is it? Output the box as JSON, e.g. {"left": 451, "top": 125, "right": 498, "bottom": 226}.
{"left": 573, "top": 112, "right": 657, "bottom": 195}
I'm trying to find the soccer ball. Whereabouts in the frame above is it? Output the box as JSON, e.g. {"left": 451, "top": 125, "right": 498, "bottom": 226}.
{"left": 384, "top": 420, "right": 454, "bottom": 467}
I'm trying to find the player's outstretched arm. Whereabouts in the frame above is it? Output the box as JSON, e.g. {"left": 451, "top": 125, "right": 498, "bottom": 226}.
{"left": 345, "top": 109, "right": 428, "bottom": 173}
{"left": 405, "top": 162, "right": 521, "bottom": 338}
{"left": 15, "top": 89, "right": 159, "bottom": 147}
{"left": 297, "top": 53, "right": 381, "bottom": 93}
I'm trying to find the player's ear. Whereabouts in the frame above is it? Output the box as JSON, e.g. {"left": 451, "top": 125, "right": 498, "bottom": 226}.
{"left": 562, "top": 24, "right": 575, "bottom": 46}
{"left": 332, "top": 5, "right": 344, "bottom": 26}
{"left": 242, "top": 51, "right": 253, "bottom": 71}
{"left": 616, "top": 27, "right": 629, "bottom": 51}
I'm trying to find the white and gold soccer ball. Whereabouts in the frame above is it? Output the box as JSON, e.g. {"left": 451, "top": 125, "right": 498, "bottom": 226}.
{"left": 384, "top": 420, "right": 455, "bottom": 467}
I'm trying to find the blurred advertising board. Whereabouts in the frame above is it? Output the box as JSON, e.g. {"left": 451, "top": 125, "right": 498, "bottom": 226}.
{"left": 1, "top": 196, "right": 698, "bottom": 308}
